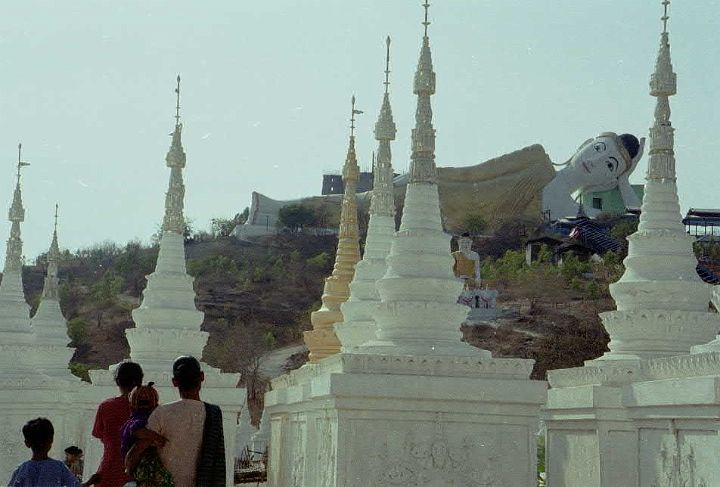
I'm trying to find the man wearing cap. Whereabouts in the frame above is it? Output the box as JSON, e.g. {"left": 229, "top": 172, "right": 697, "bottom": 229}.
{"left": 146, "top": 356, "right": 226, "bottom": 487}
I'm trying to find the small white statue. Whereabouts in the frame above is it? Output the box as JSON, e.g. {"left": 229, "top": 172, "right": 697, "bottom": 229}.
{"left": 542, "top": 132, "right": 645, "bottom": 219}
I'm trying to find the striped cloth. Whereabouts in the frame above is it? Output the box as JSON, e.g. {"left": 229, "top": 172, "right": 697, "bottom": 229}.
{"left": 195, "top": 403, "right": 226, "bottom": 487}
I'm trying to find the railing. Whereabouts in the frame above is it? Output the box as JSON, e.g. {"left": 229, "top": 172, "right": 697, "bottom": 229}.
{"left": 234, "top": 446, "right": 268, "bottom": 484}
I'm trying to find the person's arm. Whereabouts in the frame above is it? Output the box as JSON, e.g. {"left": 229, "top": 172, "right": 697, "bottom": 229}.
{"left": 133, "top": 427, "right": 167, "bottom": 447}
{"left": 125, "top": 440, "right": 152, "bottom": 476}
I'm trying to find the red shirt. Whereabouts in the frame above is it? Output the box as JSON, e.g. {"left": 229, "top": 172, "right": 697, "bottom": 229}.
{"left": 92, "top": 395, "right": 131, "bottom": 487}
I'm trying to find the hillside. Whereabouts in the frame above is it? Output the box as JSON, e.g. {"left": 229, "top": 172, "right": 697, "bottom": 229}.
{"left": 16, "top": 228, "right": 631, "bottom": 387}
{"left": 21, "top": 233, "right": 337, "bottom": 381}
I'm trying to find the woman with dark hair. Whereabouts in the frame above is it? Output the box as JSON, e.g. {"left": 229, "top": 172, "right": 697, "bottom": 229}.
{"left": 92, "top": 360, "right": 143, "bottom": 487}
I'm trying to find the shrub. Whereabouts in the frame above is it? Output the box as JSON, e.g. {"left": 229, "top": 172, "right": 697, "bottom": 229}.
{"left": 461, "top": 213, "right": 488, "bottom": 235}
{"left": 67, "top": 318, "right": 88, "bottom": 346}
{"left": 69, "top": 362, "right": 91, "bottom": 382}
{"left": 306, "top": 252, "right": 330, "bottom": 272}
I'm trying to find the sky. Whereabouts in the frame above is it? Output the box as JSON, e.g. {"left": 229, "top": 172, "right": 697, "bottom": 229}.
{"left": 0, "top": 0, "right": 719, "bottom": 265}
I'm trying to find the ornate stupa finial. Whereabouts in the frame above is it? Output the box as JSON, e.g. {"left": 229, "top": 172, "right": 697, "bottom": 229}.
{"left": 422, "top": 1, "right": 430, "bottom": 37}
{"left": 409, "top": 1, "right": 437, "bottom": 184}
{"left": 350, "top": 95, "right": 363, "bottom": 138}
{"left": 174, "top": 74, "right": 181, "bottom": 128}
{"left": 384, "top": 36, "right": 391, "bottom": 94}
{"left": 647, "top": 0, "right": 677, "bottom": 181}
{"left": 162, "top": 75, "right": 187, "bottom": 234}
{"left": 5, "top": 143, "right": 29, "bottom": 273}
{"left": 42, "top": 205, "right": 61, "bottom": 300}
{"left": 305, "top": 98, "right": 363, "bottom": 362}
{"left": 594, "top": 0, "right": 720, "bottom": 361}
{"left": 371, "top": 35, "right": 397, "bottom": 218}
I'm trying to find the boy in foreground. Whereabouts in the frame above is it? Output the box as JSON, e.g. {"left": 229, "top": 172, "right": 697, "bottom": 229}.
{"left": 8, "top": 418, "right": 101, "bottom": 487}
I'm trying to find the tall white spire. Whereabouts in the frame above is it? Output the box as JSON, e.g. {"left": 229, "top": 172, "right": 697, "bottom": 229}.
{"left": 366, "top": 2, "right": 490, "bottom": 357}
{"left": 336, "top": 36, "right": 398, "bottom": 350}
{"left": 127, "top": 76, "right": 208, "bottom": 371}
{"left": 597, "top": 0, "right": 720, "bottom": 361}
{"left": 32, "top": 205, "right": 77, "bottom": 380}
{"left": 0, "top": 144, "right": 40, "bottom": 377}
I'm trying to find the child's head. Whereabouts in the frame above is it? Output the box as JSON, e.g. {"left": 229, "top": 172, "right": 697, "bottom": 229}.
{"left": 22, "top": 418, "right": 54, "bottom": 455}
{"left": 114, "top": 360, "right": 144, "bottom": 394}
{"left": 129, "top": 382, "right": 159, "bottom": 412}
{"left": 64, "top": 446, "right": 82, "bottom": 463}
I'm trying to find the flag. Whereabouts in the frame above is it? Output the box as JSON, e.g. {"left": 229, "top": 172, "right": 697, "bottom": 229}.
{"left": 19, "top": 162, "right": 30, "bottom": 167}
{"left": 353, "top": 109, "right": 364, "bottom": 115}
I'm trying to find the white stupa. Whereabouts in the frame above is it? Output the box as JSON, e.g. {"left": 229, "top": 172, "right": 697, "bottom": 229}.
{"left": 594, "top": 4, "right": 720, "bottom": 361}
{"left": 264, "top": 6, "right": 545, "bottom": 486}
{"left": 0, "top": 145, "right": 63, "bottom": 480}
{"left": 335, "top": 37, "right": 397, "bottom": 350}
{"left": 0, "top": 145, "right": 37, "bottom": 378}
{"left": 364, "top": 10, "right": 490, "bottom": 358}
{"left": 86, "top": 77, "right": 244, "bottom": 485}
{"left": 32, "top": 205, "right": 77, "bottom": 381}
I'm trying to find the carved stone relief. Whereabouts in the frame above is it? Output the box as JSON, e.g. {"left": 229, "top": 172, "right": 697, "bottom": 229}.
{"left": 374, "top": 420, "right": 499, "bottom": 486}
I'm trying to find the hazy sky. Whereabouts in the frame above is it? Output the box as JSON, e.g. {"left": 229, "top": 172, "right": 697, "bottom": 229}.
{"left": 1, "top": 0, "right": 719, "bottom": 265}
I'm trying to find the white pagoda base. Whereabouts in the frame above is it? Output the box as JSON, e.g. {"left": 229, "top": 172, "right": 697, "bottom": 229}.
{"left": 264, "top": 352, "right": 546, "bottom": 487}
{"left": 543, "top": 353, "right": 720, "bottom": 487}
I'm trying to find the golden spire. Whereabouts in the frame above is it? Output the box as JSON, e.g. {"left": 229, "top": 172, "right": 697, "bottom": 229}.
{"left": 304, "top": 98, "right": 362, "bottom": 362}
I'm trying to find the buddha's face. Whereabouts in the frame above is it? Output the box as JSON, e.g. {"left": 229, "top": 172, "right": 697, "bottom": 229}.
{"left": 568, "top": 134, "right": 628, "bottom": 189}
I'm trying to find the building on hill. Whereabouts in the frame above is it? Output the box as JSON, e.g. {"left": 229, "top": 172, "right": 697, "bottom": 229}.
{"left": 321, "top": 170, "right": 374, "bottom": 195}
{"left": 579, "top": 184, "right": 644, "bottom": 214}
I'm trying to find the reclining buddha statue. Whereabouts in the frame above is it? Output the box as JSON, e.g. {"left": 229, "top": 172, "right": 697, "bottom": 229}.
{"left": 234, "top": 132, "right": 645, "bottom": 237}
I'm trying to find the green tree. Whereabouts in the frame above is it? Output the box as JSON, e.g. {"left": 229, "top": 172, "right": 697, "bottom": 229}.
{"left": 277, "top": 204, "right": 317, "bottom": 232}
{"left": 462, "top": 213, "right": 488, "bottom": 235}
{"left": 306, "top": 252, "right": 330, "bottom": 272}
{"left": 67, "top": 318, "right": 88, "bottom": 346}
{"left": 90, "top": 272, "right": 125, "bottom": 327}
{"left": 69, "top": 362, "right": 92, "bottom": 382}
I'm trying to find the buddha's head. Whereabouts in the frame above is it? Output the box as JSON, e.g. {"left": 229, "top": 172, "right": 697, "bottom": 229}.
{"left": 563, "top": 132, "right": 642, "bottom": 192}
